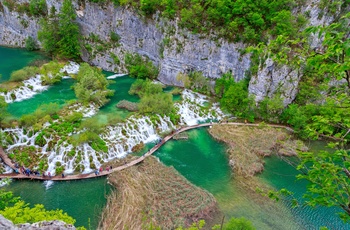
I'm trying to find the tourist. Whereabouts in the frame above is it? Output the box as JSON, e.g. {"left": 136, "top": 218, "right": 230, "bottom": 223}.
{"left": 62, "top": 173, "right": 65, "bottom": 178}
{"left": 48, "top": 172, "right": 51, "bottom": 178}
{"left": 99, "top": 167, "right": 103, "bottom": 172}
{"left": 110, "top": 165, "right": 112, "bottom": 170}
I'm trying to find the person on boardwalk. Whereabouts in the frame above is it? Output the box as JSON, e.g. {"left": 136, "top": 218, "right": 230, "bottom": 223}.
{"left": 62, "top": 173, "right": 65, "bottom": 178}
{"left": 48, "top": 172, "right": 51, "bottom": 179}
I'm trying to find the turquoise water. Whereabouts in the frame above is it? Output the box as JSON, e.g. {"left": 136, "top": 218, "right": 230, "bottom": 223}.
{"left": 2, "top": 47, "right": 349, "bottom": 229}
{"left": 0, "top": 46, "right": 47, "bottom": 82}
{"left": 261, "top": 155, "right": 350, "bottom": 229}
{"left": 7, "top": 78, "right": 76, "bottom": 117}
{"left": 155, "top": 128, "right": 349, "bottom": 229}
{"left": 6, "top": 178, "right": 111, "bottom": 229}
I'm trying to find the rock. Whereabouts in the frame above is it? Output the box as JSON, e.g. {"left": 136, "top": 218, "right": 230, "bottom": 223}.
{"left": 248, "top": 58, "right": 301, "bottom": 106}
{"left": 0, "top": 214, "right": 16, "bottom": 230}
{"left": 17, "top": 220, "right": 76, "bottom": 230}
{"left": 0, "top": 0, "right": 348, "bottom": 106}
{"left": 0, "top": 215, "right": 76, "bottom": 230}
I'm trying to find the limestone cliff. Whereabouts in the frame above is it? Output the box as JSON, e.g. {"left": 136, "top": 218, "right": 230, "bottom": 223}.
{"left": 0, "top": 0, "right": 341, "bottom": 105}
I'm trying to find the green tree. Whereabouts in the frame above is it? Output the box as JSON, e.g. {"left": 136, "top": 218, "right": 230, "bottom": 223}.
{"left": 38, "top": 1, "right": 81, "bottom": 60}
{"left": 25, "top": 37, "right": 39, "bottom": 51}
{"left": 305, "top": 13, "right": 350, "bottom": 89}
{"left": 38, "top": 7, "right": 59, "bottom": 56}
{"left": 57, "top": 0, "right": 81, "bottom": 60}
{"left": 74, "top": 63, "right": 114, "bottom": 106}
{"left": 0, "top": 190, "right": 19, "bottom": 210}
{"left": 128, "top": 79, "right": 163, "bottom": 97}
{"left": 124, "top": 53, "right": 159, "bottom": 79}
{"left": 29, "top": 0, "right": 47, "bottom": 16}
{"left": 297, "top": 148, "right": 350, "bottom": 222}
{"left": 0, "top": 96, "right": 8, "bottom": 132}
{"left": 138, "top": 93, "right": 173, "bottom": 115}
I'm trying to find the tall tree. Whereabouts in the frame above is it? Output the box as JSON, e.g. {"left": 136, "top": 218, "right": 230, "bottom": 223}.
{"left": 37, "top": 7, "right": 59, "bottom": 56}
{"left": 38, "top": 0, "right": 81, "bottom": 60}
{"left": 58, "top": 0, "right": 81, "bottom": 60}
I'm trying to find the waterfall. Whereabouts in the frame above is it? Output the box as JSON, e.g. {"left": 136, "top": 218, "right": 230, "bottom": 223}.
{"left": 0, "top": 75, "right": 49, "bottom": 103}
{"left": 0, "top": 89, "right": 225, "bottom": 175}
{"left": 175, "top": 89, "right": 225, "bottom": 125}
{"left": 60, "top": 61, "right": 80, "bottom": 76}
{"left": 0, "top": 62, "right": 80, "bottom": 103}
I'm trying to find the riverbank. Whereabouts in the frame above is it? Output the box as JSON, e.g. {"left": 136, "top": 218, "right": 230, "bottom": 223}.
{"left": 99, "top": 156, "right": 219, "bottom": 230}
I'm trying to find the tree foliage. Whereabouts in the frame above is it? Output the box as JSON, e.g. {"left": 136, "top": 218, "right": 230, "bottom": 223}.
{"left": 297, "top": 149, "right": 350, "bottom": 222}
{"left": 124, "top": 53, "right": 159, "bottom": 79}
{"left": 0, "top": 190, "right": 80, "bottom": 227}
{"left": 119, "top": 0, "right": 303, "bottom": 44}
{"left": 38, "top": 0, "right": 81, "bottom": 60}
{"left": 74, "top": 63, "right": 114, "bottom": 106}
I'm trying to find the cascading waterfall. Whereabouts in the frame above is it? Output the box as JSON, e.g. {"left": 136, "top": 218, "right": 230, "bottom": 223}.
{"left": 0, "top": 75, "right": 49, "bottom": 103}
{"left": 176, "top": 89, "right": 225, "bottom": 125}
{"left": 1, "top": 90, "right": 225, "bottom": 175}
{"left": 0, "top": 62, "right": 80, "bottom": 103}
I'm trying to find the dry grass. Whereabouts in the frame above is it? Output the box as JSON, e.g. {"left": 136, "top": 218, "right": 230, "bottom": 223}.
{"left": 99, "top": 157, "right": 218, "bottom": 230}
{"left": 209, "top": 124, "right": 306, "bottom": 178}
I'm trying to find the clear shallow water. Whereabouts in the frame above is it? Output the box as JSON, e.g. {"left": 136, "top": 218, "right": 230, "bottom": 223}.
{"left": 155, "top": 128, "right": 349, "bottom": 230}
{"left": 0, "top": 46, "right": 47, "bottom": 82}
{"left": 5, "top": 178, "right": 111, "bottom": 229}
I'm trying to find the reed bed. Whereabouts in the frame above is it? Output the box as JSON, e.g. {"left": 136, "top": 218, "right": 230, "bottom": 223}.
{"left": 99, "top": 157, "right": 218, "bottom": 230}
{"left": 208, "top": 124, "right": 306, "bottom": 177}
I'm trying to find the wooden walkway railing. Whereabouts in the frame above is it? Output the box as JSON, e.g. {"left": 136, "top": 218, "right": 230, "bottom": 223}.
{"left": 0, "top": 122, "right": 293, "bottom": 181}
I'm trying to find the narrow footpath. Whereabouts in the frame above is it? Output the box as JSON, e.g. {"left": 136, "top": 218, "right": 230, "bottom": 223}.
{"left": 0, "top": 122, "right": 293, "bottom": 181}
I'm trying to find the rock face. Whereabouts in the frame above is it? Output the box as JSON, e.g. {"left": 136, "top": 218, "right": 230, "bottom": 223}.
{"left": 0, "top": 215, "right": 76, "bottom": 230}
{"left": 0, "top": 0, "right": 343, "bottom": 104}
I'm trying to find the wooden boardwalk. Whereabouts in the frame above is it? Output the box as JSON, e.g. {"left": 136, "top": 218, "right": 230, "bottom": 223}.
{"left": 0, "top": 122, "right": 293, "bottom": 181}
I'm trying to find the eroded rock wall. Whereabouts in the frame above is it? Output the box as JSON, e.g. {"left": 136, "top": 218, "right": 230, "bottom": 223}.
{"left": 0, "top": 0, "right": 342, "bottom": 105}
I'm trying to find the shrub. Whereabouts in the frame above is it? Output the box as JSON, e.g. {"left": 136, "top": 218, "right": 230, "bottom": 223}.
{"left": 128, "top": 79, "right": 163, "bottom": 97}
{"left": 29, "top": 0, "right": 47, "bottom": 16}
{"left": 10, "top": 66, "right": 39, "bottom": 82}
{"left": 124, "top": 53, "right": 159, "bottom": 79}
{"left": 25, "top": 37, "right": 39, "bottom": 51}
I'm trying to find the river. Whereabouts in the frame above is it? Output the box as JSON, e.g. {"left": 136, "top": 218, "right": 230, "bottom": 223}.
{"left": 1, "top": 47, "right": 349, "bottom": 229}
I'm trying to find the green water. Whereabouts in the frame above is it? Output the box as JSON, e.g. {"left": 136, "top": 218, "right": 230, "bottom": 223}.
{"left": 155, "top": 128, "right": 349, "bottom": 229}
{"left": 7, "top": 78, "right": 76, "bottom": 117}
{"left": 0, "top": 46, "right": 47, "bottom": 82}
{"left": 5, "top": 178, "right": 111, "bottom": 229}
{"left": 2, "top": 47, "right": 349, "bottom": 229}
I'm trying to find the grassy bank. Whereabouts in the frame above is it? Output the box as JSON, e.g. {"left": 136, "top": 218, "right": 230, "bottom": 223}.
{"left": 99, "top": 157, "right": 219, "bottom": 230}
{"left": 208, "top": 124, "right": 306, "bottom": 178}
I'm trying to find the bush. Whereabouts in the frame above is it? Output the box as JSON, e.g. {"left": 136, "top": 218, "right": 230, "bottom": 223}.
{"left": 124, "top": 53, "right": 159, "bottom": 79}
{"left": 128, "top": 79, "right": 163, "bottom": 97}
{"left": 25, "top": 37, "right": 38, "bottom": 51}
{"left": 29, "top": 0, "right": 47, "bottom": 16}
{"left": 10, "top": 66, "right": 39, "bottom": 82}
{"left": 138, "top": 93, "right": 174, "bottom": 115}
